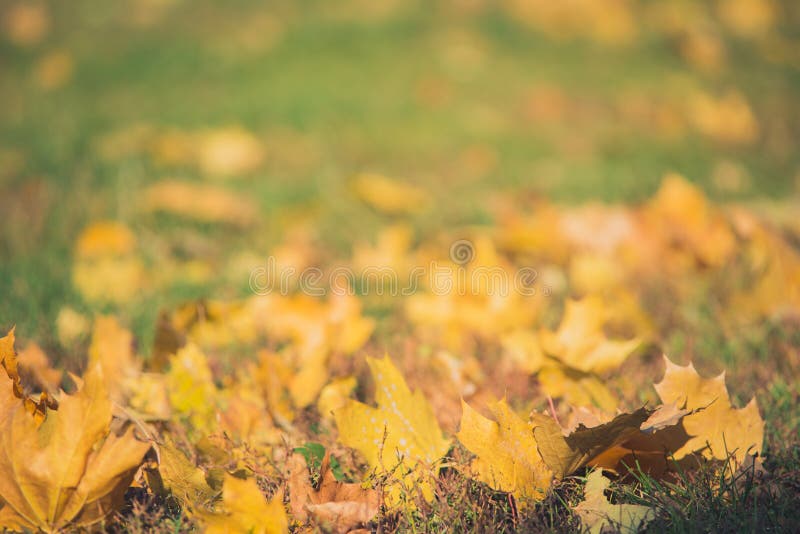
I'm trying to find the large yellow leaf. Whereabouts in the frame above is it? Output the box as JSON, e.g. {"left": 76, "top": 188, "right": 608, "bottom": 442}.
{"left": 456, "top": 399, "right": 552, "bottom": 504}
{"left": 654, "top": 356, "right": 764, "bottom": 464}
{"left": 334, "top": 356, "right": 450, "bottom": 505}
{"left": 198, "top": 474, "right": 287, "bottom": 534}
{"left": 0, "top": 362, "right": 150, "bottom": 532}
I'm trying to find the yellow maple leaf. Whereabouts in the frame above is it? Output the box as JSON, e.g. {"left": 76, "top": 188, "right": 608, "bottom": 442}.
{"left": 334, "top": 356, "right": 451, "bottom": 505}
{"left": 72, "top": 221, "right": 144, "bottom": 305}
{"left": 198, "top": 474, "right": 287, "bottom": 534}
{"left": 148, "top": 439, "right": 218, "bottom": 510}
{"left": 88, "top": 316, "right": 138, "bottom": 402}
{"left": 540, "top": 296, "right": 641, "bottom": 374}
{"left": 166, "top": 344, "right": 219, "bottom": 435}
{"left": 457, "top": 399, "right": 552, "bottom": 504}
{"left": 654, "top": 356, "right": 764, "bottom": 464}
{"left": 575, "top": 470, "right": 655, "bottom": 534}
{"left": 141, "top": 180, "right": 258, "bottom": 226}
{"left": 351, "top": 173, "right": 429, "bottom": 215}
{"left": 537, "top": 364, "right": 618, "bottom": 412}
{"left": 0, "top": 363, "right": 150, "bottom": 532}
{"left": 197, "top": 126, "right": 265, "bottom": 178}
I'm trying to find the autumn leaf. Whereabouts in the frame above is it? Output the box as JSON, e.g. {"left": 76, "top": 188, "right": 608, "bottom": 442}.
{"left": 456, "top": 399, "right": 552, "bottom": 504}
{"left": 351, "top": 173, "right": 429, "bottom": 215}
{"left": 165, "top": 344, "right": 219, "bottom": 435}
{"left": 0, "top": 362, "right": 150, "bottom": 532}
{"left": 540, "top": 296, "right": 641, "bottom": 374}
{"left": 288, "top": 452, "right": 380, "bottom": 533}
{"left": 197, "top": 474, "right": 288, "bottom": 534}
{"left": 88, "top": 316, "right": 138, "bottom": 402}
{"left": 148, "top": 439, "right": 218, "bottom": 507}
{"left": 141, "top": 180, "right": 258, "bottom": 226}
{"left": 531, "top": 408, "right": 652, "bottom": 479}
{"left": 72, "top": 221, "right": 144, "bottom": 305}
{"left": 334, "top": 356, "right": 451, "bottom": 506}
{"left": 654, "top": 356, "right": 764, "bottom": 464}
{"left": 1, "top": 327, "right": 58, "bottom": 419}
{"left": 575, "top": 470, "right": 655, "bottom": 534}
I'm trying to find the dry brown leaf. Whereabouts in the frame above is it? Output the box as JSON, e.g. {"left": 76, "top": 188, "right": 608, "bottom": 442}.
{"left": 531, "top": 408, "right": 652, "bottom": 479}
{"left": 289, "top": 453, "right": 379, "bottom": 533}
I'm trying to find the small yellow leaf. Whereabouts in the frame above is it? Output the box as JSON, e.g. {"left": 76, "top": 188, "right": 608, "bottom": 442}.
{"left": 575, "top": 470, "right": 655, "bottom": 534}
{"left": 351, "top": 173, "right": 428, "bottom": 215}
{"left": 198, "top": 474, "right": 287, "bottom": 534}
{"left": 540, "top": 296, "right": 640, "bottom": 374}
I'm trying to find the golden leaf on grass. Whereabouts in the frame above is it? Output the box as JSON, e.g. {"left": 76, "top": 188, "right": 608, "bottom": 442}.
{"left": 575, "top": 470, "right": 655, "bottom": 534}
{"left": 654, "top": 356, "right": 764, "bottom": 464}
{"left": 0, "top": 363, "right": 150, "bottom": 532}
{"left": 55, "top": 307, "right": 90, "bottom": 346}
{"left": 289, "top": 453, "right": 380, "bottom": 533}
{"left": 88, "top": 316, "right": 138, "bottom": 402}
{"left": 34, "top": 50, "right": 73, "bottom": 91}
{"left": 198, "top": 474, "right": 287, "bottom": 534}
{"left": 2, "top": 2, "right": 50, "bottom": 47}
{"left": 72, "top": 221, "right": 144, "bottom": 305}
{"left": 351, "top": 173, "right": 429, "bottom": 215}
{"left": 165, "top": 344, "right": 219, "bottom": 435}
{"left": 688, "top": 91, "right": 759, "bottom": 145}
{"left": 317, "top": 376, "right": 357, "bottom": 419}
{"left": 141, "top": 180, "right": 258, "bottom": 226}
{"left": 149, "top": 440, "right": 217, "bottom": 507}
{"left": 537, "top": 365, "right": 618, "bottom": 412}
{"left": 457, "top": 399, "right": 552, "bottom": 504}
{"left": 540, "top": 296, "right": 641, "bottom": 374}
{"left": 197, "top": 127, "right": 265, "bottom": 178}
{"left": 334, "top": 356, "right": 450, "bottom": 505}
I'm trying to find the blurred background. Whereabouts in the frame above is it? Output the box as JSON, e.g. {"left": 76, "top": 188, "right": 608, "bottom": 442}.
{"left": 1, "top": 0, "right": 799, "bottom": 354}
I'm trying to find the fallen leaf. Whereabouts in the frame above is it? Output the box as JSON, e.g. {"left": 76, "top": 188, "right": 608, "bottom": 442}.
{"left": 0, "top": 362, "right": 150, "bottom": 532}
{"left": 531, "top": 408, "right": 652, "bottom": 478}
{"left": 654, "top": 356, "right": 764, "bottom": 464}
{"left": 575, "top": 470, "right": 655, "bottom": 534}
{"left": 141, "top": 180, "right": 258, "bottom": 226}
{"left": 198, "top": 474, "right": 287, "bottom": 534}
{"left": 351, "top": 173, "right": 428, "bottom": 215}
{"left": 197, "top": 127, "right": 265, "bottom": 178}
{"left": 457, "top": 399, "right": 552, "bottom": 504}
{"left": 334, "top": 356, "right": 451, "bottom": 505}
{"left": 289, "top": 453, "right": 380, "bottom": 533}
{"left": 150, "top": 439, "right": 217, "bottom": 507}
{"left": 540, "top": 296, "right": 641, "bottom": 374}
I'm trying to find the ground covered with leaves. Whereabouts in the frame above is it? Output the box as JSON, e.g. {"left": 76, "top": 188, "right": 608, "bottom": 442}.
{"left": 2, "top": 0, "right": 800, "bottom": 533}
